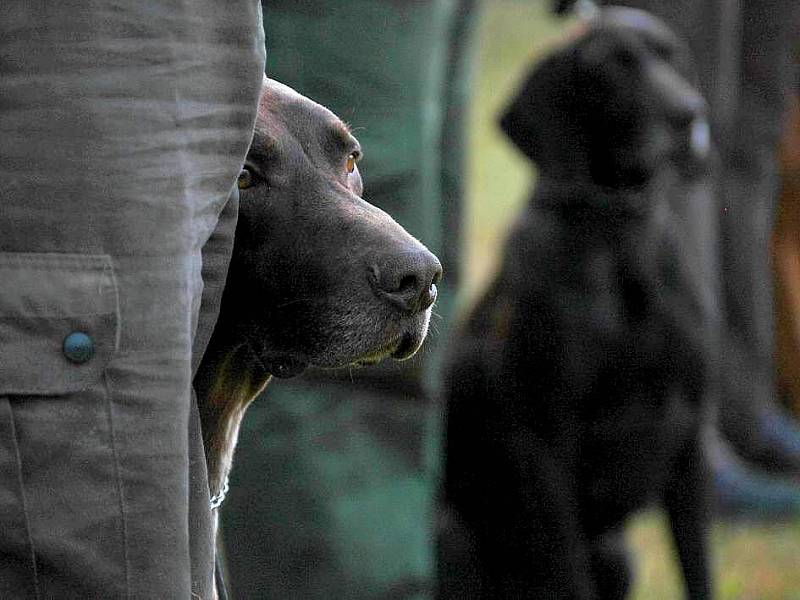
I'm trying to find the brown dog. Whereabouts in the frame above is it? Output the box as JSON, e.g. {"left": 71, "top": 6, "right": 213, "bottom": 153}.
{"left": 194, "top": 78, "right": 442, "bottom": 516}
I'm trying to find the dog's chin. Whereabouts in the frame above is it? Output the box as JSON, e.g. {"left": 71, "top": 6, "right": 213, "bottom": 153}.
{"left": 651, "top": 120, "right": 711, "bottom": 174}
{"left": 305, "top": 311, "right": 433, "bottom": 371}
{"left": 325, "top": 322, "right": 430, "bottom": 370}
{"left": 249, "top": 306, "right": 432, "bottom": 377}
{"left": 350, "top": 326, "right": 428, "bottom": 367}
{"left": 391, "top": 325, "right": 429, "bottom": 360}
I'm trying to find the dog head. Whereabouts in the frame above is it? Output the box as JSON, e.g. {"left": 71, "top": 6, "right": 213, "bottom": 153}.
{"left": 500, "top": 7, "right": 709, "bottom": 188}
{"left": 222, "top": 78, "right": 442, "bottom": 378}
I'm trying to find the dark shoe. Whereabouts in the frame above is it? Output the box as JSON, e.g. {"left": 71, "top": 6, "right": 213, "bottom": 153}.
{"left": 707, "top": 428, "right": 800, "bottom": 520}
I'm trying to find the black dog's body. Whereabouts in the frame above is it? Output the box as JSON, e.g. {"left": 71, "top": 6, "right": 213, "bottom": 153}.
{"left": 438, "top": 9, "right": 714, "bottom": 599}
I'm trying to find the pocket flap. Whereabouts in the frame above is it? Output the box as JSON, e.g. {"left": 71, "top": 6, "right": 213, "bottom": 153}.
{"left": 0, "top": 253, "right": 120, "bottom": 395}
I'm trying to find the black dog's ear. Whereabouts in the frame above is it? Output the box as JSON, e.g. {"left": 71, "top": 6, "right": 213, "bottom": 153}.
{"left": 552, "top": 0, "right": 576, "bottom": 14}
{"left": 499, "top": 47, "right": 588, "bottom": 176}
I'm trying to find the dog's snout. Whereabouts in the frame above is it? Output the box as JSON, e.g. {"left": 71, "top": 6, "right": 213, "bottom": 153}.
{"left": 666, "top": 90, "right": 707, "bottom": 131}
{"left": 669, "top": 101, "right": 701, "bottom": 131}
{"left": 369, "top": 249, "right": 443, "bottom": 313}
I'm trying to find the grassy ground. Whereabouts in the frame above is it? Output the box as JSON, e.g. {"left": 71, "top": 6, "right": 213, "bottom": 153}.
{"left": 628, "top": 512, "right": 800, "bottom": 599}
{"left": 462, "top": 1, "right": 800, "bottom": 597}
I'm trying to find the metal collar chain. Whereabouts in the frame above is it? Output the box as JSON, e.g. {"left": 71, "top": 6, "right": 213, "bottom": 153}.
{"left": 210, "top": 475, "right": 230, "bottom": 510}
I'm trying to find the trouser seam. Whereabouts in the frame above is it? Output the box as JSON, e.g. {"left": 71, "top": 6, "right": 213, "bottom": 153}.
{"left": 5, "top": 398, "right": 41, "bottom": 600}
{"left": 103, "top": 373, "right": 132, "bottom": 599}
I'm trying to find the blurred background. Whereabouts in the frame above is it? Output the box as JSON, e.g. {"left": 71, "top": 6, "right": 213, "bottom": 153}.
{"left": 221, "top": 1, "right": 800, "bottom": 598}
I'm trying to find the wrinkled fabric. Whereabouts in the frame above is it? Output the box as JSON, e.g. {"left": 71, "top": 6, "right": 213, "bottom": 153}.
{"left": 189, "top": 184, "right": 241, "bottom": 597}
{"left": 0, "top": 2, "right": 264, "bottom": 598}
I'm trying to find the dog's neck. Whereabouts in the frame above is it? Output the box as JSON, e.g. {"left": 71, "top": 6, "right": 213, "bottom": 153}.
{"left": 532, "top": 175, "right": 655, "bottom": 220}
{"left": 195, "top": 325, "right": 272, "bottom": 500}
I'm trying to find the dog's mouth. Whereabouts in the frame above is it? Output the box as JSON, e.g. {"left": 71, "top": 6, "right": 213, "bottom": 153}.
{"left": 391, "top": 328, "right": 427, "bottom": 360}
{"left": 351, "top": 328, "right": 426, "bottom": 367}
{"left": 246, "top": 292, "right": 434, "bottom": 379}
{"left": 662, "top": 116, "right": 710, "bottom": 168}
{"left": 257, "top": 334, "right": 422, "bottom": 377}
{"left": 688, "top": 117, "right": 710, "bottom": 160}
{"left": 350, "top": 337, "right": 402, "bottom": 368}
{"left": 251, "top": 312, "right": 431, "bottom": 378}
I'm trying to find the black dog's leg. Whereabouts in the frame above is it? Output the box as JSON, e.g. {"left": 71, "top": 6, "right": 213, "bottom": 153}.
{"left": 435, "top": 504, "right": 484, "bottom": 600}
{"left": 589, "top": 528, "right": 631, "bottom": 600}
{"left": 664, "top": 431, "right": 711, "bottom": 600}
{"left": 506, "top": 425, "right": 597, "bottom": 600}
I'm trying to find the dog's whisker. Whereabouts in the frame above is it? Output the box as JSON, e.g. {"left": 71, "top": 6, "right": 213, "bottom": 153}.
{"left": 274, "top": 297, "right": 316, "bottom": 309}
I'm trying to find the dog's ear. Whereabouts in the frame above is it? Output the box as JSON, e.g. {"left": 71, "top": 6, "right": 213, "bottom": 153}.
{"left": 499, "top": 48, "right": 589, "bottom": 176}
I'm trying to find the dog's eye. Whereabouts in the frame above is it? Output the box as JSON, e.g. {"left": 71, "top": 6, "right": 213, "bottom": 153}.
{"left": 612, "top": 47, "right": 636, "bottom": 68}
{"left": 346, "top": 153, "right": 357, "bottom": 174}
{"left": 237, "top": 168, "right": 253, "bottom": 190}
{"left": 647, "top": 39, "right": 675, "bottom": 62}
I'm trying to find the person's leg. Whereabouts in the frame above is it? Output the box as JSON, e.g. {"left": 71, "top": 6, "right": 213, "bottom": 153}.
{"left": 707, "top": 426, "right": 800, "bottom": 518}
{"left": 0, "top": 2, "right": 263, "bottom": 596}
{"left": 715, "top": 0, "right": 800, "bottom": 474}
{"left": 191, "top": 185, "right": 244, "bottom": 597}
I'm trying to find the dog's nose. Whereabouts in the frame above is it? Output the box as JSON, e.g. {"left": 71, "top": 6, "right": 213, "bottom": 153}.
{"left": 667, "top": 92, "right": 707, "bottom": 131}
{"left": 369, "top": 249, "right": 443, "bottom": 313}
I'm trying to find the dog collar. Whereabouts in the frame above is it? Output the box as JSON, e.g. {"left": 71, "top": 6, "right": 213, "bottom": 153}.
{"left": 533, "top": 176, "right": 651, "bottom": 218}
{"left": 210, "top": 475, "right": 230, "bottom": 510}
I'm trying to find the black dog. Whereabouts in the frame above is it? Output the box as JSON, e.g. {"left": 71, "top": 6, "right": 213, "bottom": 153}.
{"left": 194, "top": 77, "right": 442, "bottom": 516}
{"left": 438, "top": 9, "right": 715, "bottom": 599}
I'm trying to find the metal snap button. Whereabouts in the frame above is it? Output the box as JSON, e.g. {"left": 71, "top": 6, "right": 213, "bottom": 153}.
{"left": 63, "top": 331, "right": 95, "bottom": 364}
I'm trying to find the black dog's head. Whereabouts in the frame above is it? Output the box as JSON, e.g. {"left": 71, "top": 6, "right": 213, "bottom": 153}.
{"left": 223, "top": 78, "right": 442, "bottom": 378}
{"left": 500, "top": 7, "right": 709, "bottom": 188}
